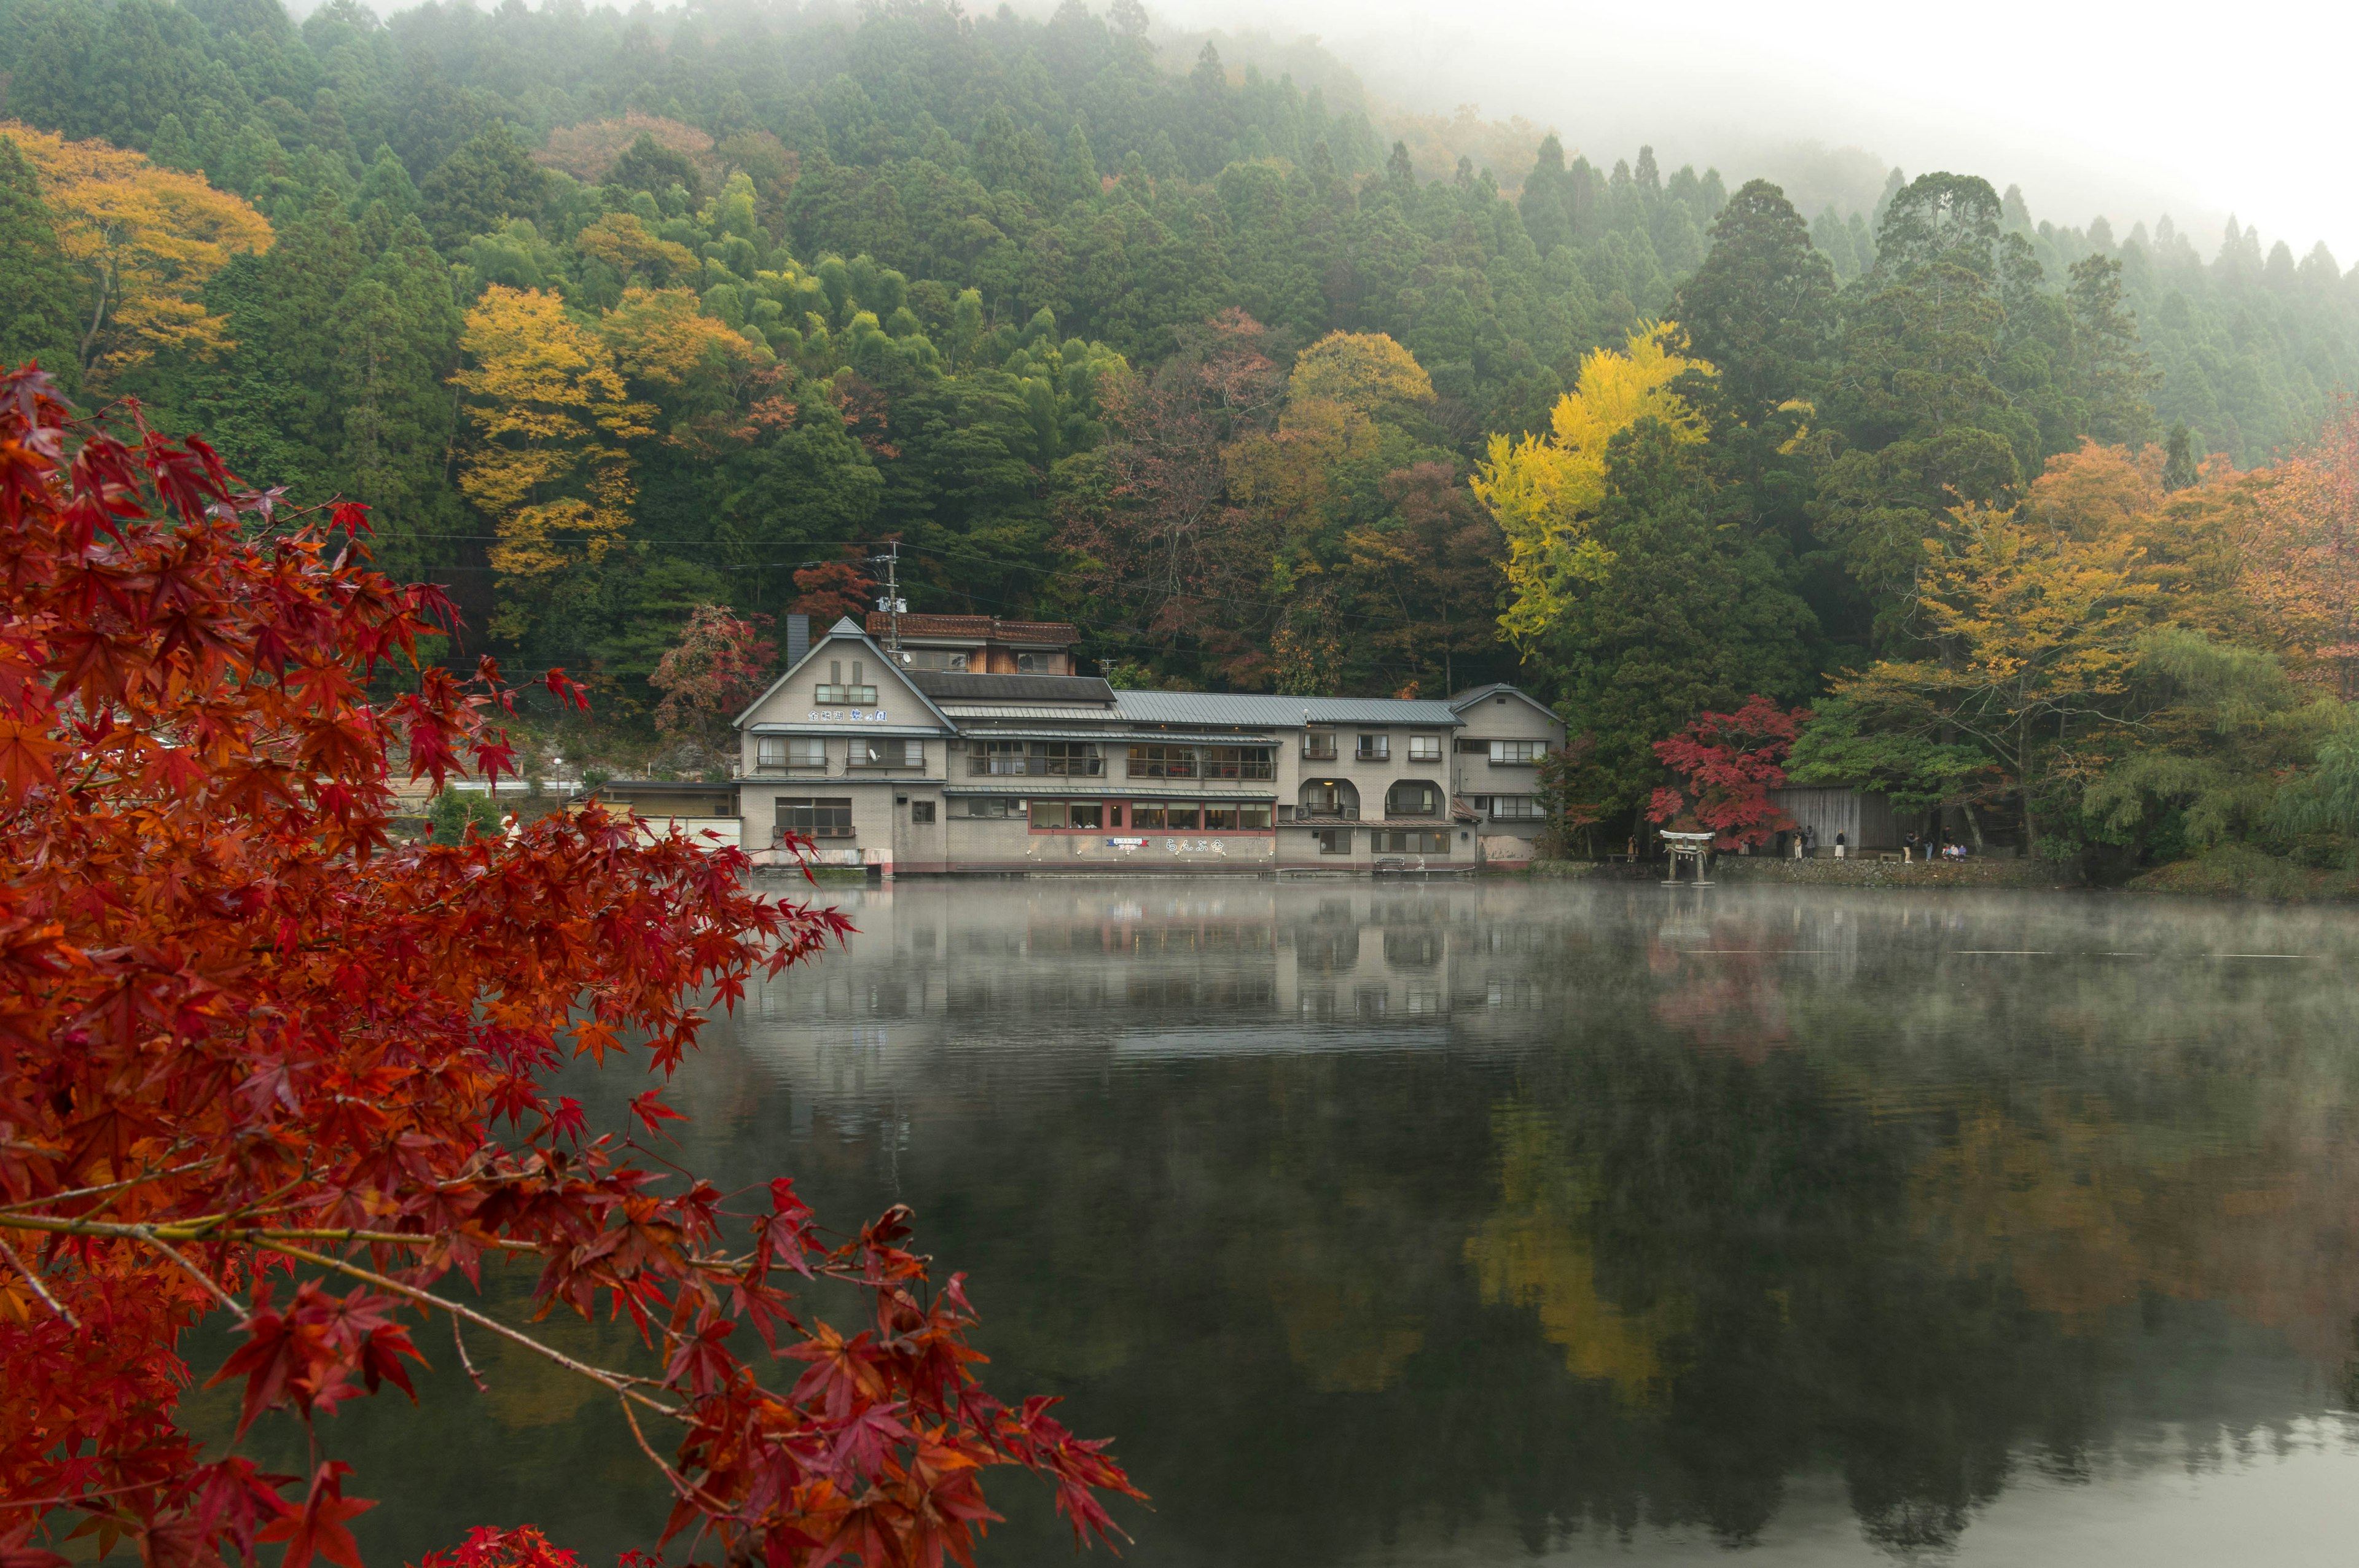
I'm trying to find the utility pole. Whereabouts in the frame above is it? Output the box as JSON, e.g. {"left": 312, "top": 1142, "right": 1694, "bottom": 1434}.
{"left": 870, "top": 539, "right": 906, "bottom": 658}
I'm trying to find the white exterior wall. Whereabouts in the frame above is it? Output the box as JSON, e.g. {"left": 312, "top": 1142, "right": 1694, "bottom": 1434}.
{"left": 730, "top": 627, "right": 1563, "bottom": 876}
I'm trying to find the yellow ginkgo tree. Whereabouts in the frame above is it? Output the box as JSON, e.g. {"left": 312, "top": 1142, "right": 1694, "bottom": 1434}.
{"left": 1471, "top": 322, "right": 1713, "bottom": 650}
{"left": 452, "top": 285, "right": 654, "bottom": 642}
{"left": 3, "top": 120, "right": 272, "bottom": 384}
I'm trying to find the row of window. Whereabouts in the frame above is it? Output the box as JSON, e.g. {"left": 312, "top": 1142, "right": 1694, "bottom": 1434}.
{"left": 964, "top": 742, "right": 1277, "bottom": 779}
{"left": 772, "top": 795, "right": 1528, "bottom": 843}
{"left": 1297, "top": 735, "right": 1547, "bottom": 764}
{"left": 759, "top": 735, "right": 1549, "bottom": 773}
{"left": 1015, "top": 800, "right": 1277, "bottom": 830}
{"left": 757, "top": 736, "right": 923, "bottom": 769}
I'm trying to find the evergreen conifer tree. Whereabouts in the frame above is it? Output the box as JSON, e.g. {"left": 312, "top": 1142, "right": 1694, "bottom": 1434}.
{"left": 0, "top": 138, "right": 82, "bottom": 389}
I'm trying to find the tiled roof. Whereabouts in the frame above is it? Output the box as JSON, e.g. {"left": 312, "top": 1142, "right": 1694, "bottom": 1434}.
{"left": 1113, "top": 691, "right": 1466, "bottom": 727}
{"left": 909, "top": 671, "right": 1116, "bottom": 704}
{"left": 866, "top": 613, "right": 1080, "bottom": 646}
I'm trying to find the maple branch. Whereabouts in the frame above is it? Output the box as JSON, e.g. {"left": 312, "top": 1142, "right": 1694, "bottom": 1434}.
{"left": 255, "top": 1238, "right": 684, "bottom": 1420}
{"left": 451, "top": 1310, "right": 490, "bottom": 1394}
{"left": 0, "top": 1233, "right": 78, "bottom": 1328}
{"left": 0, "top": 1154, "right": 217, "bottom": 1216}
{"left": 619, "top": 1394, "right": 732, "bottom": 1515}
{"left": 130, "top": 1228, "right": 245, "bottom": 1315}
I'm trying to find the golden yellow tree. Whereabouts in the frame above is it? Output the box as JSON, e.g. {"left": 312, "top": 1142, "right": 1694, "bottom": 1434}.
{"left": 598, "top": 286, "right": 763, "bottom": 450}
{"left": 1471, "top": 322, "right": 1713, "bottom": 649}
{"left": 1832, "top": 504, "right": 2159, "bottom": 851}
{"left": 573, "top": 213, "right": 700, "bottom": 287}
{"left": 451, "top": 286, "right": 653, "bottom": 641}
{"left": 2, "top": 120, "right": 272, "bottom": 383}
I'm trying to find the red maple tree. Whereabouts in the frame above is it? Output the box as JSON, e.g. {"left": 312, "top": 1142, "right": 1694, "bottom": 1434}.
{"left": 650, "top": 604, "right": 777, "bottom": 760}
{"left": 1646, "top": 695, "right": 1810, "bottom": 849}
{"left": 786, "top": 556, "right": 877, "bottom": 625}
{"left": 0, "top": 369, "right": 1140, "bottom": 1566}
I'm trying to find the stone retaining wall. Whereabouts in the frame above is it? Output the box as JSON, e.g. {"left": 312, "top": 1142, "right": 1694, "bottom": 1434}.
{"left": 1697, "top": 856, "right": 2073, "bottom": 889}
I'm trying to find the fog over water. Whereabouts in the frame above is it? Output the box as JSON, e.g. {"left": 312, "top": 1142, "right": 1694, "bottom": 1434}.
{"left": 192, "top": 880, "right": 2359, "bottom": 1566}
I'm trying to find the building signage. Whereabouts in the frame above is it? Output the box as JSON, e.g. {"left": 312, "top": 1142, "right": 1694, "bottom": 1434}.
{"left": 1106, "top": 836, "right": 1148, "bottom": 848}
{"left": 804, "top": 710, "right": 892, "bottom": 723}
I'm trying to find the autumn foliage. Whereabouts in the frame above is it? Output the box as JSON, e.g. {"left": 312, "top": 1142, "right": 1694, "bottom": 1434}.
{"left": 1646, "top": 696, "right": 1809, "bottom": 848}
{"left": 0, "top": 368, "right": 1138, "bottom": 1564}
{"left": 650, "top": 604, "right": 778, "bottom": 761}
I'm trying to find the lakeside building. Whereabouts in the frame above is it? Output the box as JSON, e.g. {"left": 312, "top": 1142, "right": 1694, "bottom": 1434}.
{"left": 647, "top": 613, "right": 1565, "bottom": 877}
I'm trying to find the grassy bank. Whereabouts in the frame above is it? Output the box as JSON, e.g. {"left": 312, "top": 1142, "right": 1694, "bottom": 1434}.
{"left": 2127, "top": 846, "right": 2359, "bottom": 902}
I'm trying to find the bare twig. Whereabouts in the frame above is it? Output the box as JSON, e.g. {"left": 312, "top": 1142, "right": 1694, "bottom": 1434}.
{"left": 620, "top": 1394, "right": 731, "bottom": 1514}
{"left": 0, "top": 1155, "right": 215, "bottom": 1216}
{"left": 0, "top": 1233, "right": 78, "bottom": 1328}
{"left": 451, "top": 1311, "right": 490, "bottom": 1393}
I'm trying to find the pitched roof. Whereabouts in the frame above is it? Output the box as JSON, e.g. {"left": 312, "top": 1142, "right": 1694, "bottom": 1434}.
{"left": 864, "top": 612, "right": 1081, "bottom": 646}
{"left": 908, "top": 671, "right": 1116, "bottom": 704}
{"left": 733, "top": 621, "right": 960, "bottom": 731}
{"left": 1113, "top": 691, "right": 1465, "bottom": 727}
{"left": 1447, "top": 683, "right": 1562, "bottom": 724}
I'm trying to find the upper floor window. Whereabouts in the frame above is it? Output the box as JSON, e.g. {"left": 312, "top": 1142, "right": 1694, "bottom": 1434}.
{"left": 1301, "top": 730, "right": 1338, "bottom": 761}
{"left": 856, "top": 737, "right": 923, "bottom": 767}
{"left": 1299, "top": 779, "right": 1359, "bottom": 819}
{"left": 815, "top": 658, "right": 875, "bottom": 705}
{"left": 905, "top": 649, "right": 969, "bottom": 672}
{"left": 1203, "top": 746, "right": 1275, "bottom": 780}
{"left": 1127, "top": 744, "right": 1197, "bottom": 779}
{"left": 1489, "top": 795, "right": 1544, "bottom": 819}
{"left": 1489, "top": 740, "right": 1546, "bottom": 765}
{"left": 756, "top": 736, "right": 827, "bottom": 769}
{"left": 1031, "top": 741, "right": 1100, "bottom": 776}
{"left": 1385, "top": 781, "right": 1443, "bottom": 817}
{"left": 1016, "top": 652, "right": 1040, "bottom": 673}
{"left": 1355, "top": 733, "right": 1390, "bottom": 761}
{"left": 1408, "top": 735, "right": 1442, "bottom": 763}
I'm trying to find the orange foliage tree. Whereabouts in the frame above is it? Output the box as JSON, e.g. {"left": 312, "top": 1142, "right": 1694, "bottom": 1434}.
{"left": 2239, "top": 401, "right": 2359, "bottom": 698}
{"left": 0, "top": 368, "right": 1138, "bottom": 1566}
{"left": 1, "top": 120, "right": 272, "bottom": 383}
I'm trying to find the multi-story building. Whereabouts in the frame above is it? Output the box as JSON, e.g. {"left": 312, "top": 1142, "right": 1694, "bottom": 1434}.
{"left": 713, "top": 614, "right": 1563, "bottom": 877}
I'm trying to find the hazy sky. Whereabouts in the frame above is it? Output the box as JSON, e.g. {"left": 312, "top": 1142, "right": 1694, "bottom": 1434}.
{"left": 1151, "top": 0, "right": 2357, "bottom": 265}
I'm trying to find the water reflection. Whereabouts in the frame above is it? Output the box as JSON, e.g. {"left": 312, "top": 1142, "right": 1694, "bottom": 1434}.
{"left": 195, "top": 882, "right": 2359, "bottom": 1566}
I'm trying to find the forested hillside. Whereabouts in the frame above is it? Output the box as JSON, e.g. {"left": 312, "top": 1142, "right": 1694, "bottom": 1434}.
{"left": 2, "top": 0, "right": 2356, "bottom": 878}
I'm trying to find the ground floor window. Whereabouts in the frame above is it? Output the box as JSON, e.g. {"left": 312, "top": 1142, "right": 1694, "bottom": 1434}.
{"left": 1125, "top": 802, "right": 1275, "bottom": 832}
{"left": 958, "top": 797, "right": 1014, "bottom": 818}
{"left": 777, "top": 797, "right": 853, "bottom": 839}
{"left": 1373, "top": 829, "right": 1450, "bottom": 854}
{"left": 1316, "top": 828, "right": 1351, "bottom": 855}
{"left": 1027, "top": 800, "right": 1105, "bottom": 829}
{"left": 910, "top": 800, "right": 936, "bottom": 823}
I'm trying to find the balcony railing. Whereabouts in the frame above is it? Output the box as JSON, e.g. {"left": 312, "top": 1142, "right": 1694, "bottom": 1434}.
{"left": 967, "top": 755, "right": 1103, "bottom": 776}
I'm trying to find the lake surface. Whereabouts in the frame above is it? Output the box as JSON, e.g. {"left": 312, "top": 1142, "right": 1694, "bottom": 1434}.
{"left": 197, "top": 879, "right": 2359, "bottom": 1564}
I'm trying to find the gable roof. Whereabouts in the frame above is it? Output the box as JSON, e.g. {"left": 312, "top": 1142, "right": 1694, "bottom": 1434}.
{"left": 1447, "top": 683, "right": 1562, "bottom": 725}
{"left": 732, "top": 617, "right": 958, "bottom": 731}
{"left": 1114, "top": 692, "right": 1465, "bottom": 727}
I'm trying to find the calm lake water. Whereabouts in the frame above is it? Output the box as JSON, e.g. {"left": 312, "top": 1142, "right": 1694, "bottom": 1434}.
{"left": 194, "top": 879, "right": 2359, "bottom": 1564}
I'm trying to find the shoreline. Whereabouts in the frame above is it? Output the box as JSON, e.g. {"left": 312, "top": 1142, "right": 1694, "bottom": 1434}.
{"left": 1527, "top": 854, "right": 2359, "bottom": 902}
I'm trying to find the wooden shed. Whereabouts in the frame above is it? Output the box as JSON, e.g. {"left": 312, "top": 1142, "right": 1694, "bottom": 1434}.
{"left": 1770, "top": 785, "right": 1905, "bottom": 851}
